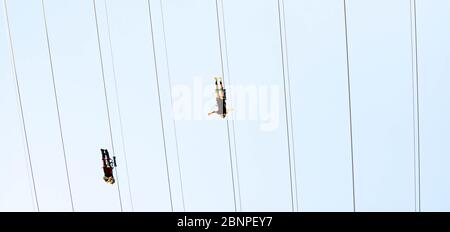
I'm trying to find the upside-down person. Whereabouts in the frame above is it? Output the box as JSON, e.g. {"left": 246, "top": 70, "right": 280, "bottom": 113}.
{"left": 208, "top": 77, "right": 228, "bottom": 118}
{"left": 101, "top": 149, "right": 116, "bottom": 185}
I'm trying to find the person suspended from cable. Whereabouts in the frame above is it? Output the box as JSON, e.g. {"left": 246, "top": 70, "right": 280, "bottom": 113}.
{"left": 101, "top": 149, "right": 116, "bottom": 185}
{"left": 208, "top": 76, "right": 228, "bottom": 118}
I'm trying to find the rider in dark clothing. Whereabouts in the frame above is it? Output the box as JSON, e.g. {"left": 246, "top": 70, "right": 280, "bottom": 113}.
{"left": 101, "top": 149, "right": 115, "bottom": 185}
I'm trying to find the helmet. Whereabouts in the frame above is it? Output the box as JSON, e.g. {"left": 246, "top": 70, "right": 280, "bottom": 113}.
{"left": 107, "top": 177, "right": 116, "bottom": 185}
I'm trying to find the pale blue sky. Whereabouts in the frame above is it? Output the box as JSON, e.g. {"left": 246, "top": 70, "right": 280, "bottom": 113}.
{"left": 1, "top": 0, "right": 450, "bottom": 212}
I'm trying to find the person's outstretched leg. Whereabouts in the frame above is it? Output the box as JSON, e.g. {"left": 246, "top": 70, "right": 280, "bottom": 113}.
{"left": 101, "top": 149, "right": 108, "bottom": 167}
{"left": 214, "top": 77, "right": 219, "bottom": 89}
{"left": 214, "top": 77, "right": 220, "bottom": 99}
{"left": 219, "top": 77, "right": 223, "bottom": 89}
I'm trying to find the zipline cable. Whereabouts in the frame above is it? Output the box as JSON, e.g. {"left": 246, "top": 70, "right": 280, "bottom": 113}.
{"left": 147, "top": 0, "right": 174, "bottom": 212}
{"left": 343, "top": 0, "right": 357, "bottom": 212}
{"left": 159, "top": 0, "right": 186, "bottom": 211}
{"left": 3, "top": 0, "right": 40, "bottom": 212}
{"left": 103, "top": 0, "right": 135, "bottom": 212}
{"left": 281, "top": 0, "right": 299, "bottom": 212}
{"left": 41, "top": 0, "right": 74, "bottom": 212}
{"left": 218, "top": 0, "right": 242, "bottom": 212}
{"left": 409, "top": 0, "right": 421, "bottom": 212}
{"left": 92, "top": 0, "right": 123, "bottom": 212}
{"left": 277, "top": 0, "right": 298, "bottom": 212}
{"left": 215, "top": 0, "right": 240, "bottom": 212}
